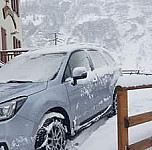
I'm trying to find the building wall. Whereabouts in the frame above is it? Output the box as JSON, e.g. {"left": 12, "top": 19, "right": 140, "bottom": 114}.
{"left": 0, "top": 0, "right": 22, "bottom": 50}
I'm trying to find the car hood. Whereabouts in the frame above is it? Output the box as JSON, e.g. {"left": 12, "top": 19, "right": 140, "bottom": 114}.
{"left": 0, "top": 82, "right": 48, "bottom": 103}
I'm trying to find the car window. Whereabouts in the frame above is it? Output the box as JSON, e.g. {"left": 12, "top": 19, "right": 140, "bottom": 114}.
{"left": 63, "top": 51, "right": 91, "bottom": 80}
{"left": 64, "top": 65, "right": 71, "bottom": 80}
{"left": 103, "top": 51, "right": 115, "bottom": 64}
{"left": 68, "top": 51, "right": 91, "bottom": 72}
{"left": 89, "top": 50, "right": 107, "bottom": 68}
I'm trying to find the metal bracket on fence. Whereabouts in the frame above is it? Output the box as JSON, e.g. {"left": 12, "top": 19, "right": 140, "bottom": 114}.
{"left": 124, "top": 117, "right": 129, "bottom": 128}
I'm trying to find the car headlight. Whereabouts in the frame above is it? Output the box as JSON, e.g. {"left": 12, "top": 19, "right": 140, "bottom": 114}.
{"left": 0, "top": 96, "right": 27, "bottom": 121}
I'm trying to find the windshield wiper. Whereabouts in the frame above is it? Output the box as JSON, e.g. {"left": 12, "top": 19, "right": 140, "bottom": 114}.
{"left": 7, "top": 80, "right": 33, "bottom": 83}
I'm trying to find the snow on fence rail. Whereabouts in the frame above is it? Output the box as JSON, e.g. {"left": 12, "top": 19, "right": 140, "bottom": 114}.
{"left": 0, "top": 49, "right": 28, "bottom": 63}
{"left": 122, "top": 69, "right": 140, "bottom": 75}
{"left": 117, "top": 84, "right": 152, "bottom": 150}
{"left": 122, "top": 69, "right": 152, "bottom": 76}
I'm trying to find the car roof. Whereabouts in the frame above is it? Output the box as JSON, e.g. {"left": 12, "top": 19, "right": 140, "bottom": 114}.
{"left": 24, "top": 44, "right": 106, "bottom": 57}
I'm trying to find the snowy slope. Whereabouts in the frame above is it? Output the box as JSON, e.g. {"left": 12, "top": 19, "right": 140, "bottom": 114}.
{"left": 21, "top": 0, "right": 152, "bottom": 72}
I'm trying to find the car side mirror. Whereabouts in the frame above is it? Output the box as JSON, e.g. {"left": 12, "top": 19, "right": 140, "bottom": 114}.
{"left": 72, "top": 67, "right": 87, "bottom": 85}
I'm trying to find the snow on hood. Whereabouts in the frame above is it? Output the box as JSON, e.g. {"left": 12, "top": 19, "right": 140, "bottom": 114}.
{"left": 0, "top": 82, "right": 47, "bottom": 103}
{"left": 0, "top": 53, "right": 65, "bottom": 82}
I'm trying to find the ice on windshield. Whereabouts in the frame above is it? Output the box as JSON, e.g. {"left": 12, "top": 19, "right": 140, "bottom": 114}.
{"left": 0, "top": 53, "right": 66, "bottom": 83}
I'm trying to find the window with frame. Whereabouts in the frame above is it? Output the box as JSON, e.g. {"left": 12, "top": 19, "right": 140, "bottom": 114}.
{"left": 13, "top": 36, "right": 21, "bottom": 49}
{"left": 1, "top": 27, "right": 7, "bottom": 50}
{"left": 11, "top": 0, "right": 19, "bottom": 16}
{"left": 89, "top": 50, "right": 108, "bottom": 68}
{"left": 103, "top": 51, "right": 115, "bottom": 65}
{"left": 63, "top": 51, "right": 91, "bottom": 81}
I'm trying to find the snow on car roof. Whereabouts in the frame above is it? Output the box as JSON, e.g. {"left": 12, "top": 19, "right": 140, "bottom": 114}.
{"left": 21, "top": 44, "right": 105, "bottom": 58}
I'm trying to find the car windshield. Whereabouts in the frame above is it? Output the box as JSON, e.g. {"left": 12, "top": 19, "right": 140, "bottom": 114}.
{"left": 0, "top": 52, "right": 66, "bottom": 83}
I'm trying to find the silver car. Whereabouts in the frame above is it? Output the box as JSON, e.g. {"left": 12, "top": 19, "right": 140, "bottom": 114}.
{"left": 0, "top": 44, "right": 120, "bottom": 150}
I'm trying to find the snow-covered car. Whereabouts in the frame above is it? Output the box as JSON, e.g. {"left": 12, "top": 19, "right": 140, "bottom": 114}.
{"left": 0, "top": 44, "right": 120, "bottom": 150}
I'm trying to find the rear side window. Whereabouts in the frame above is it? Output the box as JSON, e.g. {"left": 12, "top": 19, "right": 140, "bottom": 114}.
{"left": 89, "top": 50, "right": 107, "bottom": 68}
{"left": 103, "top": 51, "right": 115, "bottom": 64}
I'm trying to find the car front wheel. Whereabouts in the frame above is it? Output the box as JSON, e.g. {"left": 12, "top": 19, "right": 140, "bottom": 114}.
{"left": 35, "top": 114, "right": 67, "bottom": 150}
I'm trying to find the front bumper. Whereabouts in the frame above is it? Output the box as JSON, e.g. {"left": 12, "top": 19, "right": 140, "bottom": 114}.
{"left": 0, "top": 115, "right": 38, "bottom": 150}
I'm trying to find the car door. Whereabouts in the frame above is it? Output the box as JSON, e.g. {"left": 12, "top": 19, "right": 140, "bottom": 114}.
{"left": 102, "top": 51, "right": 119, "bottom": 91}
{"left": 88, "top": 50, "right": 112, "bottom": 113}
{"left": 63, "top": 50, "right": 98, "bottom": 126}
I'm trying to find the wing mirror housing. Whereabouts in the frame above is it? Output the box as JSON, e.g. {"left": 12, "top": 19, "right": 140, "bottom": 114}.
{"left": 72, "top": 67, "right": 87, "bottom": 85}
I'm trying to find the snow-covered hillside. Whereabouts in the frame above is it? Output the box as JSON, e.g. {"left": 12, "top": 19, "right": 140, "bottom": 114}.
{"left": 21, "top": 0, "right": 152, "bottom": 72}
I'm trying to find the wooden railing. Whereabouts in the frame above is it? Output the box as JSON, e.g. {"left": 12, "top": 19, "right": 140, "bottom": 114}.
{"left": 122, "top": 69, "right": 140, "bottom": 75}
{"left": 0, "top": 49, "right": 28, "bottom": 63}
{"left": 122, "top": 70, "right": 152, "bottom": 75}
{"left": 117, "top": 85, "right": 152, "bottom": 150}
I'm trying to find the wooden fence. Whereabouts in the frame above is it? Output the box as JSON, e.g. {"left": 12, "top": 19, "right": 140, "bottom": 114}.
{"left": 117, "top": 85, "right": 152, "bottom": 150}
{"left": 0, "top": 49, "right": 28, "bottom": 63}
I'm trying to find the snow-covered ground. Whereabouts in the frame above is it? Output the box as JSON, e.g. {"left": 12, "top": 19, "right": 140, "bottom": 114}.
{"left": 67, "top": 75, "right": 152, "bottom": 150}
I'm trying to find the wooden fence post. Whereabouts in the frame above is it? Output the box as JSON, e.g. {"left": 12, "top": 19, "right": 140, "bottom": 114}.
{"left": 117, "top": 87, "right": 129, "bottom": 150}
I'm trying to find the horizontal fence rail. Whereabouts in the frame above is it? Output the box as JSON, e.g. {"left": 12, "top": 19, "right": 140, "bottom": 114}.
{"left": 125, "top": 111, "right": 152, "bottom": 128}
{"left": 117, "top": 85, "right": 152, "bottom": 150}
{"left": 122, "top": 69, "right": 152, "bottom": 76}
{"left": 0, "top": 49, "right": 28, "bottom": 63}
{"left": 122, "top": 69, "right": 140, "bottom": 75}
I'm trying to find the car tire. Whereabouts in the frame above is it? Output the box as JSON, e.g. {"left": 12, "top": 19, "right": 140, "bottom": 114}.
{"left": 108, "top": 92, "right": 117, "bottom": 118}
{"left": 35, "top": 113, "right": 67, "bottom": 150}
{"left": 112, "top": 92, "right": 118, "bottom": 115}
